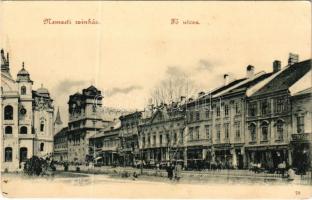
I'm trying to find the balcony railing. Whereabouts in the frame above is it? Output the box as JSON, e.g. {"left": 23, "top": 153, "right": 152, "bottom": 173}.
{"left": 291, "top": 133, "right": 312, "bottom": 141}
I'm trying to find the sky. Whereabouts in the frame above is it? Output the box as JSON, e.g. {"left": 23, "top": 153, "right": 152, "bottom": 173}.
{"left": 1, "top": 1, "right": 311, "bottom": 124}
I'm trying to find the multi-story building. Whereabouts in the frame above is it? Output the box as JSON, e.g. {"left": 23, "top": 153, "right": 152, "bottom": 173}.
{"left": 1, "top": 49, "right": 54, "bottom": 172}
{"left": 245, "top": 57, "right": 311, "bottom": 169}
{"left": 53, "top": 127, "right": 68, "bottom": 162}
{"left": 290, "top": 87, "right": 312, "bottom": 172}
{"left": 119, "top": 111, "right": 142, "bottom": 166}
{"left": 139, "top": 103, "right": 186, "bottom": 167}
{"left": 185, "top": 76, "right": 247, "bottom": 168}
{"left": 89, "top": 121, "right": 121, "bottom": 166}
{"left": 67, "top": 86, "right": 109, "bottom": 163}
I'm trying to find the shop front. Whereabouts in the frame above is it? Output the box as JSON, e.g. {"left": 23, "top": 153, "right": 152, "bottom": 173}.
{"left": 291, "top": 133, "right": 312, "bottom": 174}
{"left": 245, "top": 145, "right": 289, "bottom": 170}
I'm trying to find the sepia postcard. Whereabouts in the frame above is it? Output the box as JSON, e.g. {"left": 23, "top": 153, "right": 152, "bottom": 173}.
{"left": 0, "top": 1, "right": 311, "bottom": 199}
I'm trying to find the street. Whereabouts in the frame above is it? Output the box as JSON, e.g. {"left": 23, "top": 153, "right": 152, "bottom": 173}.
{"left": 1, "top": 171, "right": 312, "bottom": 198}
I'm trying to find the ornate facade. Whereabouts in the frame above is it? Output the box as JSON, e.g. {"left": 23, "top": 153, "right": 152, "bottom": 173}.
{"left": 67, "top": 86, "right": 110, "bottom": 163}
{"left": 1, "top": 49, "right": 54, "bottom": 172}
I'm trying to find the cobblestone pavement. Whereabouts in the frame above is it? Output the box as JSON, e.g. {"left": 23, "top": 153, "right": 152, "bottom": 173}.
{"left": 55, "top": 165, "right": 312, "bottom": 185}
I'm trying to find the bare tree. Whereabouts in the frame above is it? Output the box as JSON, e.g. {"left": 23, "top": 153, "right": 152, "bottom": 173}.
{"left": 150, "top": 74, "right": 197, "bottom": 106}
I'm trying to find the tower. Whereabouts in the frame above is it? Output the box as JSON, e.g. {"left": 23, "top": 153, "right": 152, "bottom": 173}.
{"left": 54, "top": 107, "right": 63, "bottom": 134}
{"left": 1, "top": 49, "right": 10, "bottom": 75}
{"left": 16, "top": 62, "right": 33, "bottom": 137}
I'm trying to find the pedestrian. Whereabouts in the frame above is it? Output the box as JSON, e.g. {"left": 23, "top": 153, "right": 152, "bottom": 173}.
{"left": 175, "top": 163, "right": 182, "bottom": 181}
{"left": 155, "top": 162, "right": 160, "bottom": 176}
{"left": 166, "top": 163, "right": 173, "bottom": 180}
{"left": 287, "top": 166, "right": 296, "bottom": 181}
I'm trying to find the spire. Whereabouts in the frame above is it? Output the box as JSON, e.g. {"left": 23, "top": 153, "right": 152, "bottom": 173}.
{"left": 54, "top": 107, "right": 63, "bottom": 125}
{"left": 1, "top": 49, "right": 10, "bottom": 74}
{"left": 22, "top": 62, "right": 25, "bottom": 69}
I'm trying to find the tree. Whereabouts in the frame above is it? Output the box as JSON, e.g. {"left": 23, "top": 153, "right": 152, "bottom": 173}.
{"left": 149, "top": 74, "right": 197, "bottom": 106}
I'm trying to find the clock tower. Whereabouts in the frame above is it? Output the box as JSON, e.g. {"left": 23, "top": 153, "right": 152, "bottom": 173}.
{"left": 67, "top": 85, "right": 104, "bottom": 163}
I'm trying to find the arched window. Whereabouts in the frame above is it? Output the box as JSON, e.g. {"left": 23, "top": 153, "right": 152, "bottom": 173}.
{"left": 5, "top": 147, "right": 12, "bottom": 162}
{"left": 21, "top": 86, "right": 26, "bottom": 95}
{"left": 20, "top": 126, "right": 27, "bottom": 134}
{"left": 40, "top": 143, "right": 44, "bottom": 151}
{"left": 4, "top": 105, "right": 13, "bottom": 120}
{"left": 5, "top": 126, "right": 12, "bottom": 134}
{"left": 40, "top": 121, "right": 44, "bottom": 132}
{"left": 249, "top": 123, "right": 256, "bottom": 142}
{"left": 261, "top": 121, "right": 269, "bottom": 141}
{"left": 19, "top": 147, "right": 28, "bottom": 162}
{"left": 276, "top": 120, "right": 284, "bottom": 141}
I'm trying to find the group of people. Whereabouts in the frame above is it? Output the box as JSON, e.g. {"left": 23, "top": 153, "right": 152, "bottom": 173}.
{"left": 165, "top": 163, "right": 182, "bottom": 181}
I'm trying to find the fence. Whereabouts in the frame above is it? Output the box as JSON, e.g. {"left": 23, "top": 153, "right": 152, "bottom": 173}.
{"left": 55, "top": 165, "right": 312, "bottom": 184}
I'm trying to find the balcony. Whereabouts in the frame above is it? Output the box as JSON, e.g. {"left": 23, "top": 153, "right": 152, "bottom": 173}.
{"left": 187, "top": 138, "right": 209, "bottom": 146}
{"left": 291, "top": 133, "right": 312, "bottom": 142}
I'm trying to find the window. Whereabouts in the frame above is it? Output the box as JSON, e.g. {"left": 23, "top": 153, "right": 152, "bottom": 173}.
{"left": 189, "top": 111, "right": 194, "bottom": 122}
{"left": 189, "top": 127, "right": 194, "bottom": 141}
{"left": 261, "top": 99, "right": 270, "bottom": 116}
{"left": 275, "top": 98, "right": 288, "bottom": 113}
{"left": 249, "top": 123, "right": 256, "bottom": 142}
{"left": 39, "top": 143, "right": 44, "bottom": 151}
{"left": 194, "top": 126, "right": 200, "bottom": 140}
{"left": 159, "top": 135, "right": 162, "bottom": 145}
{"left": 5, "top": 126, "right": 12, "bottom": 134}
{"left": 20, "top": 126, "right": 27, "bottom": 134}
{"left": 235, "top": 102, "right": 241, "bottom": 115}
{"left": 142, "top": 137, "right": 145, "bottom": 147}
{"left": 297, "top": 116, "right": 304, "bottom": 133}
{"left": 195, "top": 111, "right": 200, "bottom": 121}
{"left": 4, "top": 105, "right": 13, "bottom": 120}
{"left": 21, "top": 86, "right": 26, "bottom": 95}
{"left": 5, "top": 147, "right": 12, "bottom": 162}
{"left": 205, "top": 109, "right": 210, "bottom": 118}
{"left": 166, "top": 133, "right": 170, "bottom": 145}
{"left": 205, "top": 125, "right": 210, "bottom": 140}
{"left": 153, "top": 135, "right": 156, "bottom": 146}
{"left": 92, "top": 104, "right": 96, "bottom": 113}
{"left": 276, "top": 120, "right": 284, "bottom": 141}
{"left": 173, "top": 132, "right": 177, "bottom": 144}
{"left": 235, "top": 122, "right": 240, "bottom": 139}
{"left": 275, "top": 98, "right": 283, "bottom": 113}
{"left": 216, "top": 106, "right": 220, "bottom": 117}
{"left": 216, "top": 125, "right": 221, "bottom": 142}
{"left": 179, "top": 129, "right": 184, "bottom": 144}
{"left": 261, "top": 122, "right": 268, "bottom": 141}
{"left": 224, "top": 123, "right": 229, "bottom": 140}
{"left": 224, "top": 104, "right": 229, "bottom": 117}
{"left": 19, "top": 147, "right": 28, "bottom": 162}
{"left": 40, "top": 122, "right": 44, "bottom": 132}
{"left": 248, "top": 102, "right": 257, "bottom": 117}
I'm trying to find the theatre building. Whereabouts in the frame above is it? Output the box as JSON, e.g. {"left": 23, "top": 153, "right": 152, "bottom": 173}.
{"left": 1, "top": 49, "right": 54, "bottom": 172}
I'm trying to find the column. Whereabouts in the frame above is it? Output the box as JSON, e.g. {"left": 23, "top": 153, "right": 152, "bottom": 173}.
{"left": 231, "top": 148, "right": 237, "bottom": 168}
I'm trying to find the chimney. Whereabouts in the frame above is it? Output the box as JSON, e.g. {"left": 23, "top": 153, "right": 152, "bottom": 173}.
{"left": 288, "top": 53, "right": 299, "bottom": 66}
{"left": 223, "top": 74, "right": 229, "bottom": 85}
{"left": 198, "top": 91, "right": 205, "bottom": 97}
{"left": 246, "top": 65, "right": 255, "bottom": 78}
{"left": 273, "top": 60, "right": 281, "bottom": 73}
